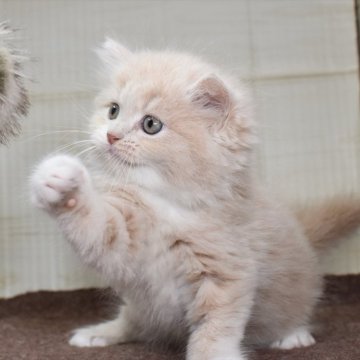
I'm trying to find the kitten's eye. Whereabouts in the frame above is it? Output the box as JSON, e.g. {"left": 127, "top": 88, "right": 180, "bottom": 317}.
{"left": 142, "top": 115, "right": 163, "bottom": 135}
{"left": 108, "top": 103, "right": 120, "bottom": 120}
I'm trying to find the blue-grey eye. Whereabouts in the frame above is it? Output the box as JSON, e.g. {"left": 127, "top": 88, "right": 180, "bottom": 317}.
{"left": 142, "top": 115, "right": 163, "bottom": 135}
{"left": 108, "top": 103, "right": 120, "bottom": 120}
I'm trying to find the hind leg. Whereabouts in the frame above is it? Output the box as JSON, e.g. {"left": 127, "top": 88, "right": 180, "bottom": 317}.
{"left": 270, "top": 326, "right": 315, "bottom": 350}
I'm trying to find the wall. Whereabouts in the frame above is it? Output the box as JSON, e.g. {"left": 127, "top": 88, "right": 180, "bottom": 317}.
{"left": 0, "top": 0, "right": 359, "bottom": 297}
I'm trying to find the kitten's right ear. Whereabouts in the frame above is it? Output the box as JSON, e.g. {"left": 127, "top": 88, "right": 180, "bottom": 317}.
{"left": 96, "top": 38, "right": 133, "bottom": 72}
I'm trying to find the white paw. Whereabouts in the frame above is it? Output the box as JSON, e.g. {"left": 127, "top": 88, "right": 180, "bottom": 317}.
{"left": 69, "top": 330, "right": 117, "bottom": 347}
{"left": 271, "top": 327, "right": 315, "bottom": 350}
{"left": 69, "top": 319, "right": 127, "bottom": 348}
{"left": 30, "top": 155, "right": 89, "bottom": 210}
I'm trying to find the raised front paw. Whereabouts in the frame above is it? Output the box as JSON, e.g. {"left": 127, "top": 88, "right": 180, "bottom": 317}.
{"left": 30, "top": 155, "right": 90, "bottom": 211}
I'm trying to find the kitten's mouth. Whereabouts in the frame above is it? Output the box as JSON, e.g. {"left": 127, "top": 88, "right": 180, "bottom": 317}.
{"left": 107, "top": 146, "right": 139, "bottom": 167}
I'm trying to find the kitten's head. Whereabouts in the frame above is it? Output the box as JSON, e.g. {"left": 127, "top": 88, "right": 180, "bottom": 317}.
{"left": 91, "top": 39, "right": 256, "bottom": 205}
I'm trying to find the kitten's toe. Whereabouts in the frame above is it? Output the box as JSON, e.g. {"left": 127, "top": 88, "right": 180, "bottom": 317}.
{"left": 69, "top": 328, "right": 119, "bottom": 347}
{"left": 271, "top": 327, "right": 315, "bottom": 350}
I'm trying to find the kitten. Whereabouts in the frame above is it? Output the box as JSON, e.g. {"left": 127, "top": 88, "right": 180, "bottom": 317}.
{"left": 30, "top": 39, "right": 360, "bottom": 360}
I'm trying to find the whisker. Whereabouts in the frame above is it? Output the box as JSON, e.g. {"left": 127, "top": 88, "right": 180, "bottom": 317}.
{"left": 108, "top": 156, "right": 124, "bottom": 193}
{"left": 90, "top": 141, "right": 140, "bottom": 195}
{"left": 20, "top": 129, "right": 92, "bottom": 143}
{"left": 76, "top": 146, "right": 97, "bottom": 158}
{"left": 123, "top": 152, "right": 134, "bottom": 188}
{"left": 53, "top": 140, "right": 95, "bottom": 154}
{"left": 82, "top": 146, "right": 101, "bottom": 164}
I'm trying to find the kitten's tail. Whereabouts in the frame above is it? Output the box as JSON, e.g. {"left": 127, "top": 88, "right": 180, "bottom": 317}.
{"left": 295, "top": 196, "right": 360, "bottom": 252}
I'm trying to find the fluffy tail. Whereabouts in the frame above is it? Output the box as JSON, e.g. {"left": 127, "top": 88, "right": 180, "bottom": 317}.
{"left": 295, "top": 196, "right": 360, "bottom": 251}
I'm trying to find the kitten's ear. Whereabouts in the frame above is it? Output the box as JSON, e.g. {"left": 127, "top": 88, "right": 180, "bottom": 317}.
{"left": 96, "top": 38, "right": 133, "bottom": 71}
{"left": 190, "top": 75, "right": 231, "bottom": 117}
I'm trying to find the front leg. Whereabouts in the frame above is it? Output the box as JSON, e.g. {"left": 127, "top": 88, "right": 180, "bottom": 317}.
{"left": 187, "top": 278, "right": 255, "bottom": 360}
{"left": 69, "top": 303, "right": 140, "bottom": 347}
{"left": 30, "top": 155, "right": 132, "bottom": 278}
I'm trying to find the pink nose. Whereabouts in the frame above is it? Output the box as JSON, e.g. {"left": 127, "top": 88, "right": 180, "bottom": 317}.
{"left": 107, "top": 132, "right": 121, "bottom": 145}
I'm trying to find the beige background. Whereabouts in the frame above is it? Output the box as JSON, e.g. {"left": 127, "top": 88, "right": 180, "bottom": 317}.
{"left": 0, "top": 0, "right": 359, "bottom": 297}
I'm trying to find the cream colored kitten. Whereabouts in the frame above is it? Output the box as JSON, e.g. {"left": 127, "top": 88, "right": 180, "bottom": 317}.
{"left": 30, "top": 39, "right": 360, "bottom": 360}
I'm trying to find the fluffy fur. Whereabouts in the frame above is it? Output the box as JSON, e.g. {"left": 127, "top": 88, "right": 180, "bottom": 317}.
{"left": 30, "top": 39, "right": 360, "bottom": 360}
{"left": 0, "top": 22, "right": 29, "bottom": 144}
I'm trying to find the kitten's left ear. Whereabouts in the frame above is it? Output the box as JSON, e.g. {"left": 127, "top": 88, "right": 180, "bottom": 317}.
{"left": 190, "top": 75, "right": 231, "bottom": 118}
{"left": 96, "top": 37, "right": 133, "bottom": 71}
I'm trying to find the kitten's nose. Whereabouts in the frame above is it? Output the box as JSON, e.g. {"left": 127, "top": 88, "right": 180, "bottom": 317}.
{"left": 107, "top": 132, "right": 121, "bottom": 145}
